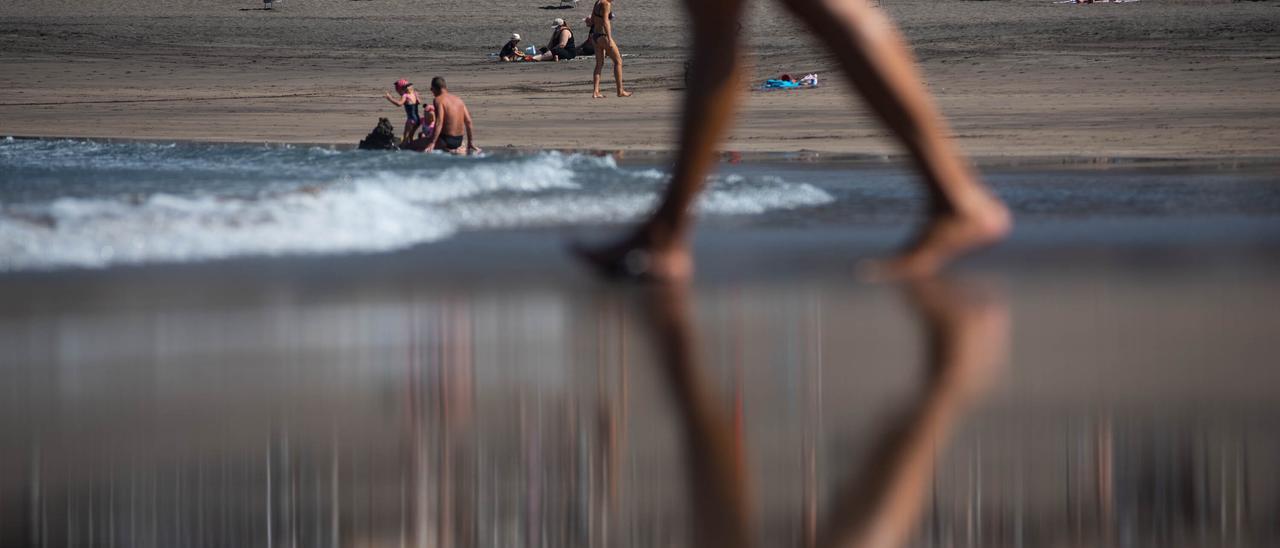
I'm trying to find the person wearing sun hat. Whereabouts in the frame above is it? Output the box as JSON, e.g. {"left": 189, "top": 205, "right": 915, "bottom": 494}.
{"left": 382, "top": 78, "right": 423, "bottom": 144}
{"left": 530, "top": 18, "right": 577, "bottom": 62}
{"left": 499, "top": 33, "right": 524, "bottom": 62}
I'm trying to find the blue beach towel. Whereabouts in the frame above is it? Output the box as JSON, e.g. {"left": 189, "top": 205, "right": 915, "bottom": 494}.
{"left": 763, "top": 79, "right": 802, "bottom": 89}
{"left": 759, "top": 73, "right": 818, "bottom": 91}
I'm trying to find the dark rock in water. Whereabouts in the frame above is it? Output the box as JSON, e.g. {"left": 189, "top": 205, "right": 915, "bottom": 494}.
{"left": 357, "top": 117, "right": 400, "bottom": 150}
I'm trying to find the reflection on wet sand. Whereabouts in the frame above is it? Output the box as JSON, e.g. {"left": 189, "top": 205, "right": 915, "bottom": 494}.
{"left": 1, "top": 268, "right": 1278, "bottom": 547}
{"left": 639, "top": 278, "right": 1008, "bottom": 548}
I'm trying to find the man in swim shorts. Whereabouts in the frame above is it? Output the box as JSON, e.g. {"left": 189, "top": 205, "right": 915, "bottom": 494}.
{"left": 424, "top": 76, "right": 480, "bottom": 155}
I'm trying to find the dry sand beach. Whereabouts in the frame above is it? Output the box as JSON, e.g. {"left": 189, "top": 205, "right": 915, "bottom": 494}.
{"left": 2, "top": 0, "right": 1278, "bottom": 157}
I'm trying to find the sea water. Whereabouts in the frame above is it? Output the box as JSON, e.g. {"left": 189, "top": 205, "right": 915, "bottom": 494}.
{"left": 3, "top": 140, "right": 1280, "bottom": 547}
{"left": 4, "top": 137, "right": 1280, "bottom": 272}
{"left": 0, "top": 138, "right": 832, "bottom": 270}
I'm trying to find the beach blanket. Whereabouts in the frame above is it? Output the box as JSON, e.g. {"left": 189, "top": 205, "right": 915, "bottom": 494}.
{"left": 759, "top": 73, "right": 819, "bottom": 91}
{"left": 763, "top": 79, "right": 803, "bottom": 89}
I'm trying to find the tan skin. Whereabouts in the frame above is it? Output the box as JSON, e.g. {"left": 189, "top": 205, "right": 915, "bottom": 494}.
{"left": 638, "top": 282, "right": 753, "bottom": 548}
{"left": 576, "top": 0, "right": 1011, "bottom": 282}
{"left": 383, "top": 85, "right": 422, "bottom": 143}
{"left": 815, "top": 278, "right": 1008, "bottom": 548}
{"left": 639, "top": 276, "right": 1008, "bottom": 548}
{"left": 591, "top": 0, "right": 632, "bottom": 98}
{"left": 530, "top": 25, "right": 573, "bottom": 62}
{"left": 424, "top": 84, "right": 480, "bottom": 155}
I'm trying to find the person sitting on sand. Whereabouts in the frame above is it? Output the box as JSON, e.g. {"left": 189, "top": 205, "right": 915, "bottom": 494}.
{"left": 383, "top": 79, "right": 423, "bottom": 144}
{"left": 529, "top": 18, "right": 576, "bottom": 62}
{"left": 424, "top": 76, "right": 480, "bottom": 155}
{"left": 499, "top": 33, "right": 526, "bottom": 62}
{"left": 589, "top": 0, "right": 631, "bottom": 98}
{"left": 575, "top": 0, "right": 1010, "bottom": 281}
{"left": 577, "top": 16, "right": 596, "bottom": 56}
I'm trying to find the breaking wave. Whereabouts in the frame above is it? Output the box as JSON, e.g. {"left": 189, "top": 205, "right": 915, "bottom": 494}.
{"left": 0, "top": 140, "right": 833, "bottom": 270}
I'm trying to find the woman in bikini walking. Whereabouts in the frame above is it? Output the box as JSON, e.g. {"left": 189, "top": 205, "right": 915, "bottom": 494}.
{"left": 589, "top": 0, "right": 631, "bottom": 98}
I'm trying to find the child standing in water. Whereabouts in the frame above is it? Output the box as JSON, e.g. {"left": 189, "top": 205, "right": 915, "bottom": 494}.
{"left": 383, "top": 79, "right": 423, "bottom": 144}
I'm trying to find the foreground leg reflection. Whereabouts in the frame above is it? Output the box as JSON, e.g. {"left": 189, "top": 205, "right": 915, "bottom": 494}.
{"left": 640, "top": 282, "right": 756, "bottom": 548}
{"left": 817, "top": 280, "right": 1009, "bottom": 548}
{"left": 637, "top": 278, "right": 1009, "bottom": 548}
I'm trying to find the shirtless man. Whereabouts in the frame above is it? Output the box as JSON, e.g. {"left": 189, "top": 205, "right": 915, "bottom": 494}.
{"left": 576, "top": 0, "right": 1010, "bottom": 281}
{"left": 424, "top": 76, "right": 479, "bottom": 155}
{"left": 589, "top": 0, "right": 631, "bottom": 98}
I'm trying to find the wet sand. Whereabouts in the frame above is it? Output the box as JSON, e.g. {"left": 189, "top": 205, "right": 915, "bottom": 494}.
{"left": 3, "top": 0, "right": 1280, "bottom": 543}
{"left": 2, "top": 231, "right": 1278, "bottom": 547}
{"left": 2, "top": 160, "right": 1279, "bottom": 546}
{"left": 2, "top": 0, "right": 1278, "bottom": 156}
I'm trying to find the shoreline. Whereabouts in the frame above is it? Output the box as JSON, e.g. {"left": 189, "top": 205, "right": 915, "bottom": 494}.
{"left": 3, "top": 218, "right": 1279, "bottom": 299}
{"left": 8, "top": 134, "right": 1279, "bottom": 171}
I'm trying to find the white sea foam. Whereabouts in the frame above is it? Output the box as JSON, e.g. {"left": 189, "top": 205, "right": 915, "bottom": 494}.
{"left": 0, "top": 146, "right": 833, "bottom": 271}
{"left": 444, "top": 175, "right": 834, "bottom": 229}
{"left": 0, "top": 185, "right": 454, "bottom": 270}
{"left": 358, "top": 152, "right": 602, "bottom": 204}
{"left": 699, "top": 175, "right": 834, "bottom": 215}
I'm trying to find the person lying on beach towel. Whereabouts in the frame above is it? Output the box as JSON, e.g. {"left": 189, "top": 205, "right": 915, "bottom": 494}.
{"left": 760, "top": 73, "right": 818, "bottom": 90}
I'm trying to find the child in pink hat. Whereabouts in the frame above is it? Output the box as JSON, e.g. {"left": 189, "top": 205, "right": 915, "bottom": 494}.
{"left": 383, "top": 79, "right": 424, "bottom": 144}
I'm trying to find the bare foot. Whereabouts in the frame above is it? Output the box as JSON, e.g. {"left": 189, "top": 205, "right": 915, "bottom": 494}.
{"left": 618, "top": 90, "right": 633, "bottom": 98}
{"left": 593, "top": 92, "right": 606, "bottom": 99}
{"left": 860, "top": 201, "right": 1011, "bottom": 282}
{"left": 907, "top": 278, "right": 1010, "bottom": 404}
{"left": 570, "top": 231, "right": 692, "bottom": 283}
